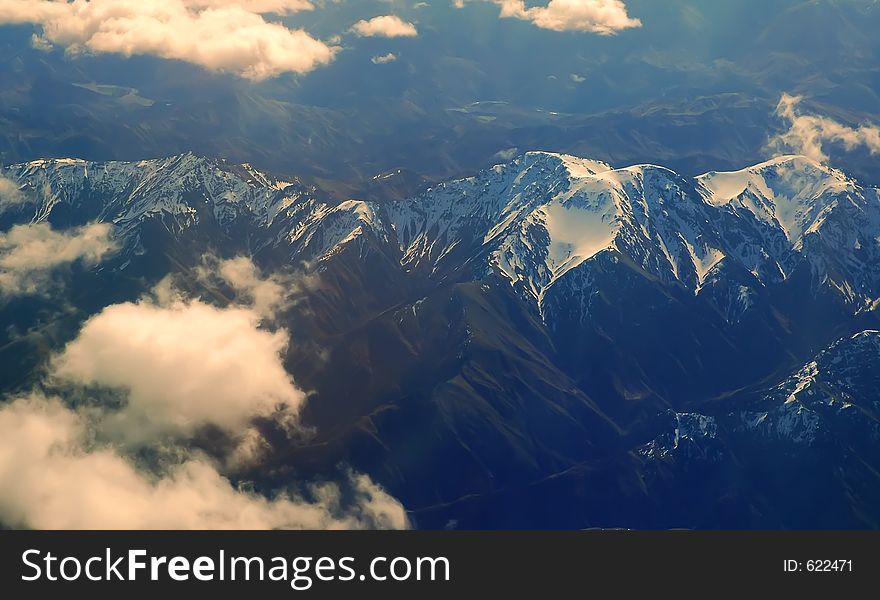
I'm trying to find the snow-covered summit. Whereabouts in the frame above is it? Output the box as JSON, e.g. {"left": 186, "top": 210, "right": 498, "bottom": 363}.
{"left": 381, "top": 151, "right": 880, "bottom": 319}
{"left": 698, "top": 155, "right": 856, "bottom": 244}
{"left": 3, "top": 150, "right": 879, "bottom": 317}
{"left": 4, "top": 153, "right": 312, "bottom": 230}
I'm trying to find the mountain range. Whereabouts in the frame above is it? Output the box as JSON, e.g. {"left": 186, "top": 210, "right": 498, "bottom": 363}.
{"left": 3, "top": 0, "right": 880, "bottom": 188}
{"left": 2, "top": 150, "right": 879, "bottom": 528}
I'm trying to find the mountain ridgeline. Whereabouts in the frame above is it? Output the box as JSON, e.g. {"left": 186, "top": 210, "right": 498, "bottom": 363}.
{"left": 2, "top": 151, "right": 879, "bottom": 528}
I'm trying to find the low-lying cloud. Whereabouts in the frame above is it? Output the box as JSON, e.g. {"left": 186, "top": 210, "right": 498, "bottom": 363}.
{"left": 0, "top": 394, "right": 406, "bottom": 529}
{"left": 477, "top": 0, "right": 641, "bottom": 34}
{"left": 53, "top": 296, "right": 305, "bottom": 443}
{"left": 770, "top": 94, "right": 880, "bottom": 163}
{"left": 0, "top": 256, "right": 409, "bottom": 529}
{"left": 0, "top": 222, "right": 117, "bottom": 296}
{"left": 0, "top": 0, "right": 337, "bottom": 79}
{"left": 351, "top": 15, "right": 418, "bottom": 38}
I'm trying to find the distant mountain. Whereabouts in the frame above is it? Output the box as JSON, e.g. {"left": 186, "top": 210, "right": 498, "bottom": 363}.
{"left": 2, "top": 151, "right": 879, "bottom": 528}
{"left": 2, "top": 0, "right": 879, "bottom": 186}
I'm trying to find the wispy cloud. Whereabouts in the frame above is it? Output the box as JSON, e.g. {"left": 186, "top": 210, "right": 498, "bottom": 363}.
{"left": 187, "top": 0, "right": 314, "bottom": 13}
{"left": 770, "top": 94, "right": 880, "bottom": 163}
{"left": 0, "top": 0, "right": 337, "bottom": 80}
{"left": 0, "top": 176, "right": 24, "bottom": 204}
{"left": 0, "top": 222, "right": 117, "bottom": 297}
{"left": 492, "top": 147, "right": 519, "bottom": 162}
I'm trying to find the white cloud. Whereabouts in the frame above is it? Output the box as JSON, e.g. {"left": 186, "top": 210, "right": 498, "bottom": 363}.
{"left": 351, "top": 15, "right": 418, "bottom": 38}
{"left": 198, "top": 255, "right": 288, "bottom": 319}
{"left": 0, "top": 222, "right": 117, "bottom": 296}
{"left": 371, "top": 52, "right": 398, "bottom": 64}
{"left": 53, "top": 293, "right": 305, "bottom": 444}
{"left": 770, "top": 94, "right": 880, "bottom": 163}
{"left": 0, "top": 394, "right": 407, "bottom": 529}
{"left": 479, "top": 0, "right": 641, "bottom": 34}
{"left": 492, "top": 147, "right": 519, "bottom": 161}
{"left": 0, "top": 0, "right": 338, "bottom": 80}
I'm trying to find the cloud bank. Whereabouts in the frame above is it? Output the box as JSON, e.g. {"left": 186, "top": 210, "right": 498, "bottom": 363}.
{"left": 0, "top": 0, "right": 337, "bottom": 79}
{"left": 0, "top": 222, "right": 117, "bottom": 296}
{"left": 0, "top": 394, "right": 406, "bottom": 529}
{"left": 53, "top": 297, "right": 305, "bottom": 443}
{"left": 351, "top": 15, "right": 418, "bottom": 38}
{"left": 0, "top": 257, "right": 408, "bottom": 529}
{"left": 771, "top": 94, "right": 880, "bottom": 163}
{"left": 480, "top": 0, "right": 641, "bottom": 34}
{"left": 197, "top": 254, "right": 288, "bottom": 319}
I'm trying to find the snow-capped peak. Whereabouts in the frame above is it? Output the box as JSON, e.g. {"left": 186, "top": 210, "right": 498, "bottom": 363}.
{"left": 381, "top": 151, "right": 880, "bottom": 318}
{"left": 4, "top": 150, "right": 880, "bottom": 318}
{"left": 697, "top": 155, "right": 854, "bottom": 243}
{"left": 520, "top": 151, "right": 613, "bottom": 179}
{"left": 3, "top": 153, "right": 316, "bottom": 229}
